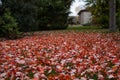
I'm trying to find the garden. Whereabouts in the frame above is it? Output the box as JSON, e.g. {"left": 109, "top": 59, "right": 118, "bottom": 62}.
{"left": 0, "top": 0, "right": 120, "bottom": 80}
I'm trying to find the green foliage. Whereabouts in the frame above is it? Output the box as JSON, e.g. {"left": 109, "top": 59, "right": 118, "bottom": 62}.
{"left": 27, "top": 71, "right": 34, "bottom": 79}
{"left": 45, "top": 69, "right": 58, "bottom": 77}
{"left": 98, "top": 15, "right": 109, "bottom": 28}
{"left": 116, "top": 0, "right": 120, "bottom": 30}
{"left": 117, "top": 16, "right": 120, "bottom": 31}
{"left": 33, "top": 0, "right": 72, "bottom": 30}
{"left": 2, "top": 0, "right": 38, "bottom": 32}
{"left": 0, "top": 9, "right": 20, "bottom": 39}
{"left": 84, "top": 0, "right": 109, "bottom": 28}
{"left": 2, "top": 0, "right": 73, "bottom": 31}
{"left": 84, "top": 0, "right": 120, "bottom": 29}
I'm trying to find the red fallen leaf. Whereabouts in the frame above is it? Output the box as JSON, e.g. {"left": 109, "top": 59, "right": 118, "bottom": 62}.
{"left": 48, "top": 75, "right": 56, "bottom": 80}
{"left": 37, "top": 65, "right": 45, "bottom": 74}
{"left": 4, "top": 65, "right": 9, "bottom": 69}
{"left": 0, "top": 59, "right": 6, "bottom": 65}
{"left": 5, "top": 56, "right": 10, "bottom": 60}
{"left": 112, "top": 59, "right": 119, "bottom": 64}
{"left": 9, "top": 60, "right": 16, "bottom": 65}
{"left": 65, "top": 74, "right": 71, "bottom": 80}
{"left": 0, "top": 31, "right": 120, "bottom": 79}
{"left": 32, "top": 78, "right": 39, "bottom": 80}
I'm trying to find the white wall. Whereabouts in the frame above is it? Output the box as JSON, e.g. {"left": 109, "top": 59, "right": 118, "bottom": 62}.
{"left": 79, "top": 11, "right": 92, "bottom": 25}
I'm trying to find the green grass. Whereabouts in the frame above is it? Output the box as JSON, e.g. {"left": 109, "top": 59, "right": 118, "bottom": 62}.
{"left": 67, "top": 26, "right": 110, "bottom": 33}
{"left": 68, "top": 26, "right": 102, "bottom": 30}
{"left": 67, "top": 26, "right": 120, "bottom": 33}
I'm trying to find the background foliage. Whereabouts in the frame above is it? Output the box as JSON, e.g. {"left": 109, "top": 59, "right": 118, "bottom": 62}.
{"left": 84, "top": 0, "right": 120, "bottom": 29}
{"left": 1, "top": 0, "right": 73, "bottom": 32}
{"left": 0, "top": 9, "right": 20, "bottom": 39}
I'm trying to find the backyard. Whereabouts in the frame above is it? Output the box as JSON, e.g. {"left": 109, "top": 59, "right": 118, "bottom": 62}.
{"left": 0, "top": 27, "right": 120, "bottom": 80}
{"left": 0, "top": 0, "right": 120, "bottom": 80}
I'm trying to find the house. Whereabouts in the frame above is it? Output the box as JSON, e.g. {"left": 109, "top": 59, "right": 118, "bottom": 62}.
{"left": 78, "top": 9, "right": 92, "bottom": 25}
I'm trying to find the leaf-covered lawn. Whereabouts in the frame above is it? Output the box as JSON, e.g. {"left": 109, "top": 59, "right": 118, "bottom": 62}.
{"left": 0, "top": 31, "right": 120, "bottom": 80}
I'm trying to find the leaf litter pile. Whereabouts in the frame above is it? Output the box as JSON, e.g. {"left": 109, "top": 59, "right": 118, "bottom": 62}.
{"left": 0, "top": 31, "right": 120, "bottom": 80}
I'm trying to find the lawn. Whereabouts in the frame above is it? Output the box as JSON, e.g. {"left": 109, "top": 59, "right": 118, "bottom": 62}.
{"left": 0, "top": 30, "right": 120, "bottom": 80}
{"left": 67, "top": 26, "right": 109, "bottom": 32}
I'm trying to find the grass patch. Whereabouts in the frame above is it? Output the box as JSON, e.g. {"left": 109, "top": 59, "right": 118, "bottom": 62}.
{"left": 67, "top": 26, "right": 120, "bottom": 33}
{"left": 67, "top": 26, "right": 110, "bottom": 33}
{"left": 68, "top": 26, "right": 102, "bottom": 30}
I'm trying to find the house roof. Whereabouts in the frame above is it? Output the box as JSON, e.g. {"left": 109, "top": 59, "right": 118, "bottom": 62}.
{"left": 77, "top": 9, "right": 89, "bottom": 15}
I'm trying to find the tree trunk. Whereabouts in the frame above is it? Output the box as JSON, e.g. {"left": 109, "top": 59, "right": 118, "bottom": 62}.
{"left": 0, "top": 0, "right": 2, "bottom": 7}
{"left": 109, "top": 0, "right": 116, "bottom": 32}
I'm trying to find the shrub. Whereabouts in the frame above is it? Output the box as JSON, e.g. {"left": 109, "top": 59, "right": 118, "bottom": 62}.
{"left": 92, "top": 15, "right": 109, "bottom": 29}
{"left": 0, "top": 9, "right": 20, "bottom": 39}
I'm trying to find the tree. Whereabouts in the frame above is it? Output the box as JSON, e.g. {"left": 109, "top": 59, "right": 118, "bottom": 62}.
{"left": 0, "top": 9, "right": 20, "bottom": 39}
{"left": 109, "top": 0, "right": 116, "bottom": 32}
{"left": 2, "top": 0, "right": 74, "bottom": 31}
{"left": 2, "top": 0, "right": 38, "bottom": 32}
{"left": 84, "top": 0, "right": 119, "bottom": 31}
{"left": 36, "top": 0, "right": 73, "bottom": 30}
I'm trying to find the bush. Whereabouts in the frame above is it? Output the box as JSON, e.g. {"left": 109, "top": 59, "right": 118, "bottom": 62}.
{"left": 0, "top": 9, "right": 20, "bottom": 39}
{"left": 92, "top": 15, "right": 109, "bottom": 29}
